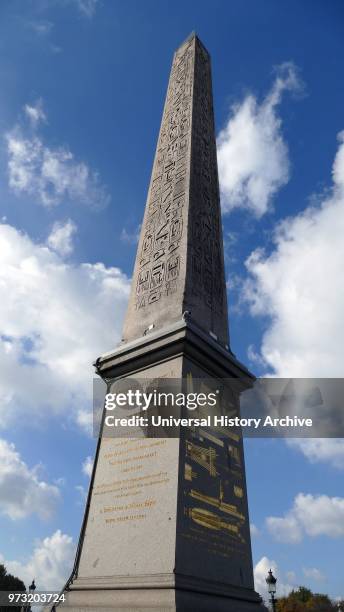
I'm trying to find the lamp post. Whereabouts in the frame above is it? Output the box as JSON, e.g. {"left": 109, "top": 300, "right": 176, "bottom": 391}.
{"left": 20, "top": 580, "right": 36, "bottom": 612}
{"left": 24, "top": 580, "right": 36, "bottom": 612}
{"left": 265, "top": 569, "right": 277, "bottom": 611}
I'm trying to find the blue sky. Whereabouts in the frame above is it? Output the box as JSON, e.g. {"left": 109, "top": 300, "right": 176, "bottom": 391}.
{"left": 0, "top": 0, "right": 343, "bottom": 601}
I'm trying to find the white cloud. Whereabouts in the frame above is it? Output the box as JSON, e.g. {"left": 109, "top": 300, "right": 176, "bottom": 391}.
{"left": 76, "top": 409, "right": 94, "bottom": 434}
{"left": 82, "top": 456, "right": 93, "bottom": 477}
{"left": 1, "top": 530, "right": 75, "bottom": 591}
{"left": 250, "top": 523, "right": 260, "bottom": 537}
{"left": 51, "top": 44, "right": 63, "bottom": 54}
{"left": 333, "top": 130, "right": 344, "bottom": 184}
{"left": 267, "top": 493, "right": 344, "bottom": 543}
{"left": 0, "top": 439, "right": 60, "bottom": 520}
{"left": 0, "top": 223, "right": 130, "bottom": 429}
{"left": 288, "top": 439, "right": 344, "bottom": 470}
{"left": 24, "top": 100, "right": 47, "bottom": 128}
{"left": 47, "top": 219, "right": 77, "bottom": 256}
{"left": 266, "top": 513, "right": 302, "bottom": 544}
{"left": 120, "top": 225, "right": 141, "bottom": 245}
{"left": 217, "top": 62, "right": 303, "bottom": 217}
{"left": 286, "top": 570, "right": 296, "bottom": 583}
{"left": 75, "top": 484, "right": 87, "bottom": 502}
{"left": 244, "top": 131, "right": 344, "bottom": 377}
{"left": 243, "top": 132, "right": 344, "bottom": 470}
{"left": 27, "top": 20, "right": 53, "bottom": 36}
{"left": 6, "top": 106, "right": 110, "bottom": 208}
{"left": 254, "top": 556, "right": 293, "bottom": 599}
{"left": 247, "top": 344, "right": 266, "bottom": 368}
{"left": 73, "top": 0, "right": 99, "bottom": 18}
{"left": 303, "top": 567, "right": 325, "bottom": 582}
{"left": 54, "top": 477, "right": 66, "bottom": 486}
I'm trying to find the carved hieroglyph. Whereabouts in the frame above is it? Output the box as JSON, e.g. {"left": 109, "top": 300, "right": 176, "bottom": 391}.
{"left": 122, "top": 34, "right": 229, "bottom": 346}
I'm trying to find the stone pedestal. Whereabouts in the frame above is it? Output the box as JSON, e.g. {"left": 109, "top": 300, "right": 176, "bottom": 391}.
{"left": 57, "top": 322, "right": 265, "bottom": 611}
{"left": 61, "top": 587, "right": 263, "bottom": 611}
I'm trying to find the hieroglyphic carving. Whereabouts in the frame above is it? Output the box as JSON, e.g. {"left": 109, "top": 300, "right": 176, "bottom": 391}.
{"left": 134, "top": 40, "right": 194, "bottom": 310}
{"left": 189, "top": 39, "right": 226, "bottom": 318}
{"left": 123, "top": 35, "right": 229, "bottom": 345}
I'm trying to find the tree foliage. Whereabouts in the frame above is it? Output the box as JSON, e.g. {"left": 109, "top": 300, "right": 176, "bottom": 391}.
{"left": 276, "top": 586, "right": 338, "bottom": 612}
{"left": 0, "top": 564, "right": 26, "bottom": 612}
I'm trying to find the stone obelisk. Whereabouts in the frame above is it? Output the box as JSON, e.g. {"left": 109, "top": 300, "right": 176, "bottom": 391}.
{"left": 61, "top": 34, "right": 264, "bottom": 611}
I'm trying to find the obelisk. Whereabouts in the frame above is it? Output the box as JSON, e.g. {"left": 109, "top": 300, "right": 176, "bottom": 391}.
{"left": 60, "top": 33, "right": 265, "bottom": 611}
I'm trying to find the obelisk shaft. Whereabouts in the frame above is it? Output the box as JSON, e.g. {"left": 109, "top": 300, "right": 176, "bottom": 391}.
{"left": 122, "top": 34, "right": 229, "bottom": 346}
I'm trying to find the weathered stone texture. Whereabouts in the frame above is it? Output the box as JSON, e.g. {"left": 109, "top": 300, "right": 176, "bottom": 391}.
{"left": 122, "top": 35, "right": 229, "bottom": 346}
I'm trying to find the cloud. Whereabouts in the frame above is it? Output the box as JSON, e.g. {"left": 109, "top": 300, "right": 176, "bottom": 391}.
{"left": 5, "top": 106, "right": 110, "bottom": 209}
{"left": 0, "top": 438, "right": 60, "bottom": 520}
{"left": 266, "top": 512, "right": 302, "bottom": 544}
{"left": 254, "top": 556, "right": 293, "bottom": 599}
{"left": 120, "top": 225, "right": 141, "bottom": 245}
{"left": 243, "top": 132, "right": 344, "bottom": 470}
{"left": 75, "top": 484, "right": 87, "bottom": 502}
{"left": 254, "top": 558, "right": 326, "bottom": 599}
{"left": 287, "top": 439, "right": 344, "bottom": 470}
{"left": 303, "top": 567, "right": 325, "bottom": 582}
{"left": 72, "top": 0, "right": 99, "bottom": 18}
{"left": 76, "top": 409, "right": 93, "bottom": 434}
{"left": 27, "top": 20, "right": 53, "bottom": 36}
{"left": 266, "top": 493, "right": 344, "bottom": 543}
{"left": 0, "top": 222, "right": 130, "bottom": 429}
{"left": 217, "top": 62, "right": 303, "bottom": 217}
{"left": 54, "top": 477, "right": 66, "bottom": 486}
{"left": 47, "top": 219, "right": 77, "bottom": 256}
{"left": 51, "top": 44, "right": 63, "bottom": 54}
{"left": 1, "top": 530, "right": 75, "bottom": 591}
{"left": 247, "top": 344, "right": 267, "bottom": 368}
{"left": 82, "top": 456, "right": 93, "bottom": 477}
{"left": 250, "top": 523, "right": 260, "bottom": 537}
{"left": 244, "top": 131, "right": 344, "bottom": 376}
{"left": 24, "top": 99, "right": 47, "bottom": 129}
{"left": 286, "top": 570, "right": 296, "bottom": 583}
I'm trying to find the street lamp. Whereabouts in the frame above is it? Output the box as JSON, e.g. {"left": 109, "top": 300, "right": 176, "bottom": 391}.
{"left": 27, "top": 581, "right": 36, "bottom": 612}
{"left": 21, "top": 580, "right": 36, "bottom": 612}
{"left": 265, "top": 569, "right": 277, "bottom": 611}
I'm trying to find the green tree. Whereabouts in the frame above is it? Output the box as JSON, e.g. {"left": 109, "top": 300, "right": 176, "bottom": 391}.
{"left": 306, "top": 593, "right": 336, "bottom": 611}
{"left": 277, "top": 586, "right": 312, "bottom": 611}
{"left": 276, "top": 587, "right": 336, "bottom": 612}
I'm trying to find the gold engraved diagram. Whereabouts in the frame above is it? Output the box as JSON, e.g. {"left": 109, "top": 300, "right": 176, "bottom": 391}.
{"left": 188, "top": 481, "right": 245, "bottom": 521}
{"left": 186, "top": 441, "right": 218, "bottom": 477}
{"left": 187, "top": 508, "right": 245, "bottom": 543}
